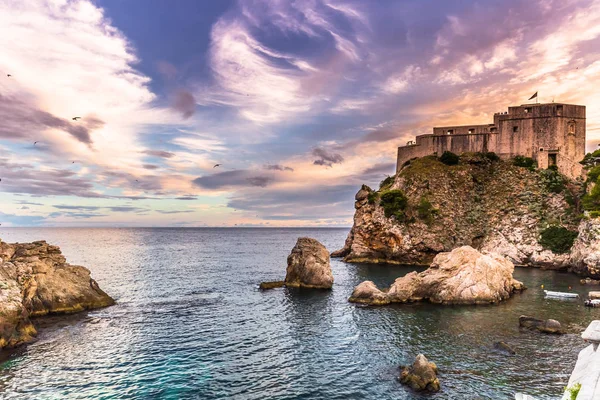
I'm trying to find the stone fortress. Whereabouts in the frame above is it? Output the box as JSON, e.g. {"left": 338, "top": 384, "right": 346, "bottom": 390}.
{"left": 397, "top": 103, "right": 586, "bottom": 179}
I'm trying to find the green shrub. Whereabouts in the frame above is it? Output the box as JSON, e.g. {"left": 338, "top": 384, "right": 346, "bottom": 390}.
{"left": 417, "top": 197, "right": 436, "bottom": 223}
{"left": 439, "top": 151, "right": 459, "bottom": 165}
{"left": 513, "top": 155, "right": 536, "bottom": 170}
{"left": 367, "top": 192, "right": 379, "bottom": 205}
{"left": 565, "top": 383, "right": 581, "bottom": 400}
{"left": 539, "top": 226, "right": 578, "bottom": 254}
{"left": 379, "top": 176, "right": 394, "bottom": 190}
{"left": 587, "top": 165, "right": 600, "bottom": 183}
{"left": 589, "top": 211, "right": 600, "bottom": 218}
{"left": 582, "top": 179, "right": 600, "bottom": 211}
{"left": 379, "top": 190, "right": 408, "bottom": 220}
{"left": 483, "top": 152, "right": 500, "bottom": 162}
{"left": 540, "top": 168, "right": 566, "bottom": 193}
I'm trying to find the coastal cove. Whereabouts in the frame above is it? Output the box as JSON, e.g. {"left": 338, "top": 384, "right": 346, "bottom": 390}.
{"left": 0, "top": 228, "right": 597, "bottom": 399}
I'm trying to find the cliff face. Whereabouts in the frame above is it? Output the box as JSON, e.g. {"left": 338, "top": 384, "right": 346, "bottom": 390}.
{"left": 333, "top": 153, "right": 594, "bottom": 274}
{"left": 0, "top": 240, "right": 114, "bottom": 349}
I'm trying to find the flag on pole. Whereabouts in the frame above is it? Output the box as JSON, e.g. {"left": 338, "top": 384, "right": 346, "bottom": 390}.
{"left": 528, "top": 92, "right": 538, "bottom": 100}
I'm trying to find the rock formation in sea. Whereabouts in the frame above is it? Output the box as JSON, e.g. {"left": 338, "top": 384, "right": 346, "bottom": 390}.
{"left": 0, "top": 239, "right": 114, "bottom": 349}
{"left": 349, "top": 246, "right": 524, "bottom": 306}
{"left": 399, "top": 354, "right": 440, "bottom": 392}
{"left": 519, "top": 315, "right": 565, "bottom": 334}
{"left": 260, "top": 237, "right": 334, "bottom": 290}
{"left": 333, "top": 153, "right": 600, "bottom": 277}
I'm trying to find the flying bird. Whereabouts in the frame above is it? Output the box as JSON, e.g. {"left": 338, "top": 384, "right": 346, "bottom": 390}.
{"left": 72, "top": 117, "right": 81, "bottom": 121}
{"left": 33, "top": 141, "right": 38, "bottom": 145}
{"left": 6, "top": 74, "right": 11, "bottom": 77}
{"left": 213, "top": 164, "right": 222, "bottom": 168}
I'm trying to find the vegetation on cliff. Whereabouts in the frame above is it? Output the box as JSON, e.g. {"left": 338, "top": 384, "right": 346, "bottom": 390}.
{"left": 334, "top": 152, "right": 585, "bottom": 269}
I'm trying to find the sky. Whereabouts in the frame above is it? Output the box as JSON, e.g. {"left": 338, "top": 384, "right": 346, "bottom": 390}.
{"left": 1, "top": 0, "right": 600, "bottom": 227}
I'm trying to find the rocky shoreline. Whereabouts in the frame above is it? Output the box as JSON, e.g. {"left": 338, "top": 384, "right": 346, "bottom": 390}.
{"left": 0, "top": 239, "right": 114, "bottom": 349}
{"left": 333, "top": 154, "right": 600, "bottom": 278}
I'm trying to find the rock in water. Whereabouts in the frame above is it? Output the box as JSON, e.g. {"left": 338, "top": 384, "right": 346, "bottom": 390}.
{"left": 494, "top": 341, "right": 516, "bottom": 355}
{"left": 519, "top": 315, "right": 564, "bottom": 334}
{"left": 284, "top": 238, "right": 333, "bottom": 289}
{"left": 570, "top": 218, "right": 600, "bottom": 279}
{"left": 348, "top": 281, "right": 390, "bottom": 305}
{"left": 399, "top": 354, "right": 440, "bottom": 392}
{"left": 349, "top": 246, "right": 524, "bottom": 305}
{"left": 0, "top": 239, "right": 114, "bottom": 349}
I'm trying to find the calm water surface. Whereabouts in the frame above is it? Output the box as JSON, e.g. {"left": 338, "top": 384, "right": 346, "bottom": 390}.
{"left": 0, "top": 228, "right": 597, "bottom": 399}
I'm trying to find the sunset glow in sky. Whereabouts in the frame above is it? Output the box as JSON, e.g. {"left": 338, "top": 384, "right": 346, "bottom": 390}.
{"left": 1, "top": 0, "right": 600, "bottom": 227}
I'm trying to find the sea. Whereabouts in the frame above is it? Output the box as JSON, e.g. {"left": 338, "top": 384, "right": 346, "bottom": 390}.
{"left": 0, "top": 227, "right": 597, "bottom": 399}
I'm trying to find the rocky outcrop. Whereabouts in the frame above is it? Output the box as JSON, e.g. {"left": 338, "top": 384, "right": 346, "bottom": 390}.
{"left": 399, "top": 354, "right": 440, "bottom": 392}
{"left": 334, "top": 154, "right": 588, "bottom": 272}
{"left": 0, "top": 240, "right": 114, "bottom": 349}
{"left": 261, "top": 237, "right": 334, "bottom": 290}
{"left": 570, "top": 218, "right": 600, "bottom": 279}
{"left": 519, "top": 315, "right": 565, "bottom": 334}
{"left": 349, "top": 246, "right": 524, "bottom": 306}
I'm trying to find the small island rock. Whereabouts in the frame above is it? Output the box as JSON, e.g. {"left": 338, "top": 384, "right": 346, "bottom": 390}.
{"left": 494, "top": 341, "right": 516, "bottom": 355}
{"left": 261, "top": 238, "right": 334, "bottom": 290}
{"left": 285, "top": 238, "right": 333, "bottom": 289}
{"left": 349, "top": 246, "right": 524, "bottom": 305}
{"left": 0, "top": 239, "right": 114, "bottom": 349}
{"left": 399, "top": 354, "right": 440, "bottom": 392}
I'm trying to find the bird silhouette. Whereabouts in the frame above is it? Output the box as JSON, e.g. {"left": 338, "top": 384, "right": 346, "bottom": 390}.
{"left": 33, "top": 141, "right": 38, "bottom": 145}
{"left": 6, "top": 74, "right": 11, "bottom": 77}
{"left": 72, "top": 117, "right": 81, "bottom": 121}
{"left": 213, "top": 164, "right": 222, "bottom": 168}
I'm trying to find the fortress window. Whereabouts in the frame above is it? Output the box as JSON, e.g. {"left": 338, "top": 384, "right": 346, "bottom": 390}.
{"left": 568, "top": 122, "right": 576, "bottom": 134}
{"left": 557, "top": 105, "right": 563, "bottom": 115}
{"left": 525, "top": 107, "right": 532, "bottom": 113}
{"left": 490, "top": 127, "right": 498, "bottom": 133}
{"left": 540, "top": 147, "right": 544, "bottom": 152}
{"left": 468, "top": 128, "right": 474, "bottom": 134}
{"left": 513, "top": 126, "right": 519, "bottom": 133}
{"left": 447, "top": 129, "right": 453, "bottom": 135}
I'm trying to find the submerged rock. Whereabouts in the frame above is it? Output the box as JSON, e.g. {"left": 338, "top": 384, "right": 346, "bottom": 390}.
{"left": 519, "top": 315, "right": 564, "bottom": 334}
{"left": 494, "top": 341, "right": 516, "bottom": 355}
{"left": 259, "top": 281, "right": 285, "bottom": 290}
{"left": 349, "top": 246, "right": 524, "bottom": 305}
{"left": 260, "top": 238, "right": 334, "bottom": 290}
{"left": 399, "top": 354, "right": 440, "bottom": 392}
{"left": 0, "top": 240, "right": 114, "bottom": 349}
{"left": 284, "top": 238, "right": 333, "bottom": 289}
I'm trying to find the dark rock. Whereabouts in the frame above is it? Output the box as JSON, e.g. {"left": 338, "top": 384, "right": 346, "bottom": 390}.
{"left": 519, "top": 315, "right": 564, "bottom": 334}
{"left": 399, "top": 354, "right": 440, "bottom": 392}
{"left": 259, "top": 281, "right": 285, "bottom": 290}
{"left": 494, "top": 341, "right": 516, "bottom": 355}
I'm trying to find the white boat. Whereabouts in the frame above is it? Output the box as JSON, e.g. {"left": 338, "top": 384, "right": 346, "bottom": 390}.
{"left": 544, "top": 290, "right": 579, "bottom": 299}
{"left": 585, "top": 299, "right": 600, "bottom": 307}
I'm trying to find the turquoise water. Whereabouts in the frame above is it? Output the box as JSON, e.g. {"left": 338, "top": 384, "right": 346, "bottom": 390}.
{"left": 0, "top": 228, "right": 597, "bottom": 399}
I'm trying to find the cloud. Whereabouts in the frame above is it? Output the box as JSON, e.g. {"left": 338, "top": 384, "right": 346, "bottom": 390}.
{"left": 156, "top": 209, "right": 194, "bottom": 214}
{"left": 0, "top": 94, "right": 100, "bottom": 144}
{"left": 264, "top": 164, "right": 294, "bottom": 172}
{"left": 175, "top": 196, "right": 197, "bottom": 200}
{"left": 362, "top": 162, "right": 396, "bottom": 175}
{"left": 143, "top": 164, "right": 159, "bottom": 170}
{"left": 192, "top": 169, "right": 276, "bottom": 189}
{"left": 142, "top": 150, "right": 176, "bottom": 158}
{"left": 312, "top": 147, "right": 344, "bottom": 167}
{"left": 171, "top": 90, "right": 196, "bottom": 119}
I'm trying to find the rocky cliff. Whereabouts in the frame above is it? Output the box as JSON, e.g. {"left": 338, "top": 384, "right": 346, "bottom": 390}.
{"left": 333, "top": 153, "right": 599, "bottom": 276}
{"left": 0, "top": 239, "right": 114, "bottom": 349}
